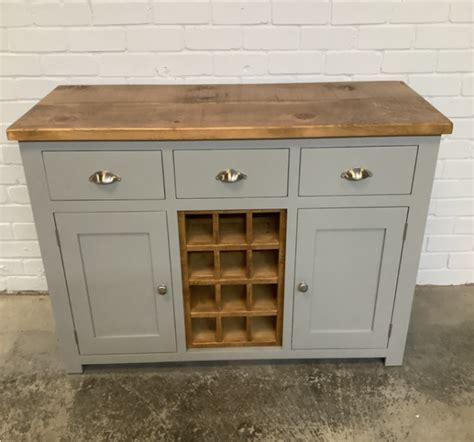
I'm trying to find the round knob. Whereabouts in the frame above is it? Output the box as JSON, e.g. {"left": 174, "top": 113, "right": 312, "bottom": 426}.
{"left": 298, "top": 282, "right": 308, "bottom": 293}
{"left": 157, "top": 284, "right": 167, "bottom": 295}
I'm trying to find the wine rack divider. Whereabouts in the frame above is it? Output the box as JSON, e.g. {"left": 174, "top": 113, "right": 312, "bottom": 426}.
{"left": 178, "top": 209, "right": 286, "bottom": 348}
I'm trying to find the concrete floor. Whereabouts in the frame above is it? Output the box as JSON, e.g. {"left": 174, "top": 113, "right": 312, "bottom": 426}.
{"left": 0, "top": 286, "right": 472, "bottom": 441}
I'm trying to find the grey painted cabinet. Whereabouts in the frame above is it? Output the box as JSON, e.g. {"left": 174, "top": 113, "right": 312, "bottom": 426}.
{"left": 16, "top": 136, "right": 442, "bottom": 372}
{"left": 55, "top": 211, "right": 176, "bottom": 355}
{"left": 292, "top": 208, "right": 407, "bottom": 350}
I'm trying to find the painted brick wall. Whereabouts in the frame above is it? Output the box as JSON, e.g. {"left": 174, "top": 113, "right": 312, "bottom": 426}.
{"left": 0, "top": 0, "right": 473, "bottom": 291}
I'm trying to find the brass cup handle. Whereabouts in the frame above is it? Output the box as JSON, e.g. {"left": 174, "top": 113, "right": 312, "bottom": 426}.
{"left": 215, "top": 168, "right": 247, "bottom": 183}
{"left": 340, "top": 168, "right": 372, "bottom": 181}
{"left": 89, "top": 170, "right": 122, "bottom": 185}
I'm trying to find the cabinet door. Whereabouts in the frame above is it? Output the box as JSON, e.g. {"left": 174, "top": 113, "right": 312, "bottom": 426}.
{"left": 56, "top": 212, "right": 176, "bottom": 355}
{"left": 292, "top": 208, "right": 407, "bottom": 349}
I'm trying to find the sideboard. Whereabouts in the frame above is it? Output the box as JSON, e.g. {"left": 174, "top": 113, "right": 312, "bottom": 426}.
{"left": 7, "top": 82, "right": 452, "bottom": 373}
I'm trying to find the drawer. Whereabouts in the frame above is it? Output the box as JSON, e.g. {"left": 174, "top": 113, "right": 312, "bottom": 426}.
{"left": 43, "top": 151, "right": 165, "bottom": 200}
{"left": 299, "top": 145, "right": 418, "bottom": 197}
{"left": 174, "top": 149, "right": 289, "bottom": 198}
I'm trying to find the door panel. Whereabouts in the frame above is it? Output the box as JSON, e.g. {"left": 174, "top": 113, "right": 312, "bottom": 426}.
{"left": 292, "top": 208, "right": 407, "bottom": 349}
{"left": 56, "top": 212, "right": 176, "bottom": 355}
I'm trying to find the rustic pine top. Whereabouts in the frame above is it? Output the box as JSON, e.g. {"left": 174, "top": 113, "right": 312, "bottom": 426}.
{"left": 7, "top": 81, "right": 452, "bottom": 142}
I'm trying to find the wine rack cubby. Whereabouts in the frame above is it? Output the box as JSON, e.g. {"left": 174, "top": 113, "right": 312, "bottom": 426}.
{"left": 178, "top": 209, "right": 286, "bottom": 348}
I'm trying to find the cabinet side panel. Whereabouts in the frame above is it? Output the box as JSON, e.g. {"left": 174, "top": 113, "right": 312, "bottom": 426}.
{"left": 18, "top": 143, "right": 83, "bottom": 373}
{"left": 386, "top": 137, "right": 441, "bottom": 366}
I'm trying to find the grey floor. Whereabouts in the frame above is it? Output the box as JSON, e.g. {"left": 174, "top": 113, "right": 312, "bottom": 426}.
{"left": 0, "top": 286, "right": 473, "bottom": 441}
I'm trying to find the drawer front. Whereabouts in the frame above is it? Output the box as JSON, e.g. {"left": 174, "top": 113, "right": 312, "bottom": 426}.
{"left": 43, "top": 151, "right": 165, "bottom": 200}
{"left": 174, "top": 149, "right": 289, "bottom": 198}
{"left": 299, "top": 145, "right": 418, "bottom": 196}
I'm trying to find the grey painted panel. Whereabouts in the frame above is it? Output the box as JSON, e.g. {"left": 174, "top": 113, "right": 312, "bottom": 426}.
{"left": 77, "top": 233, "right": 158, "bottom": 338}
{"left": 44, "top": 151, "right": 165, "bottom": 200}
{"left": 293, "top": 207, "right": 407, "bottom": 349}
{"left": 78, "top": 347, "right": 388, "bottom": 365}
{"left": 299, "top": 146, "right": 418, "bottom": 196}
{"left": 174, "top": 149, "right": 289, "bottom": 198}
{"left": 24, "top": 136, "right": 435, "bottom": 152}
{"left": 309, "top": 228, "right": 385, "bottom": 331}
{"left": 55, "top": 211, "right": 176, "bottom": 355}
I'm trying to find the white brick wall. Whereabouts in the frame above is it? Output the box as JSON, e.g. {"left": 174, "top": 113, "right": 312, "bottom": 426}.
{"left": 0, "top": 0, "right": 473, "bottom": 291}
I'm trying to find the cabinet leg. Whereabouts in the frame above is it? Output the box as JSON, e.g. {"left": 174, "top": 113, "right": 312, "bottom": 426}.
{"left": 63, "top": 358, "right": 84, "bottom": 374}
{"left": 384, "top": 351, "right": 404, "bottom": 367}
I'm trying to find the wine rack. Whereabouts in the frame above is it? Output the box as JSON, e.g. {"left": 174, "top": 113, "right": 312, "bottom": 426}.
{"left": 178, "top": 209, "right": 286, "bottom": 348}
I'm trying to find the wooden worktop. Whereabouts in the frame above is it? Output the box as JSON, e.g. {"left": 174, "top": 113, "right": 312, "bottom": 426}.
{"left": 7, "top": 81, "right": 452, "bottom": 142}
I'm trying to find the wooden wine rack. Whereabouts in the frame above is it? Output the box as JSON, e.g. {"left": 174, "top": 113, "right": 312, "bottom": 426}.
{"left": 178, "top": 209, "right": 286, "bottom": 348}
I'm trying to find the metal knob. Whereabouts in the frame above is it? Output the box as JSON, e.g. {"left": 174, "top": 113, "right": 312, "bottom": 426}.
{"left": 340, "top": 168, "right": 372, "bottom": 181}
{"left": 215, "top": 168, "right": 247, "bottom": 183}
{"left": 157, "top": 284, "right": 168, "bottom": 295}
{"left": 89, "top": 170, "right": 122, "bottom": 185}
{"left": 298, "top": 282, "right": 308, "bottom": 293}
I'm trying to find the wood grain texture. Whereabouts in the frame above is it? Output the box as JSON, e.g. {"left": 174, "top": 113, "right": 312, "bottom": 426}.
{"left": 6, "top": 82, "right": 452, "bottom": 141}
